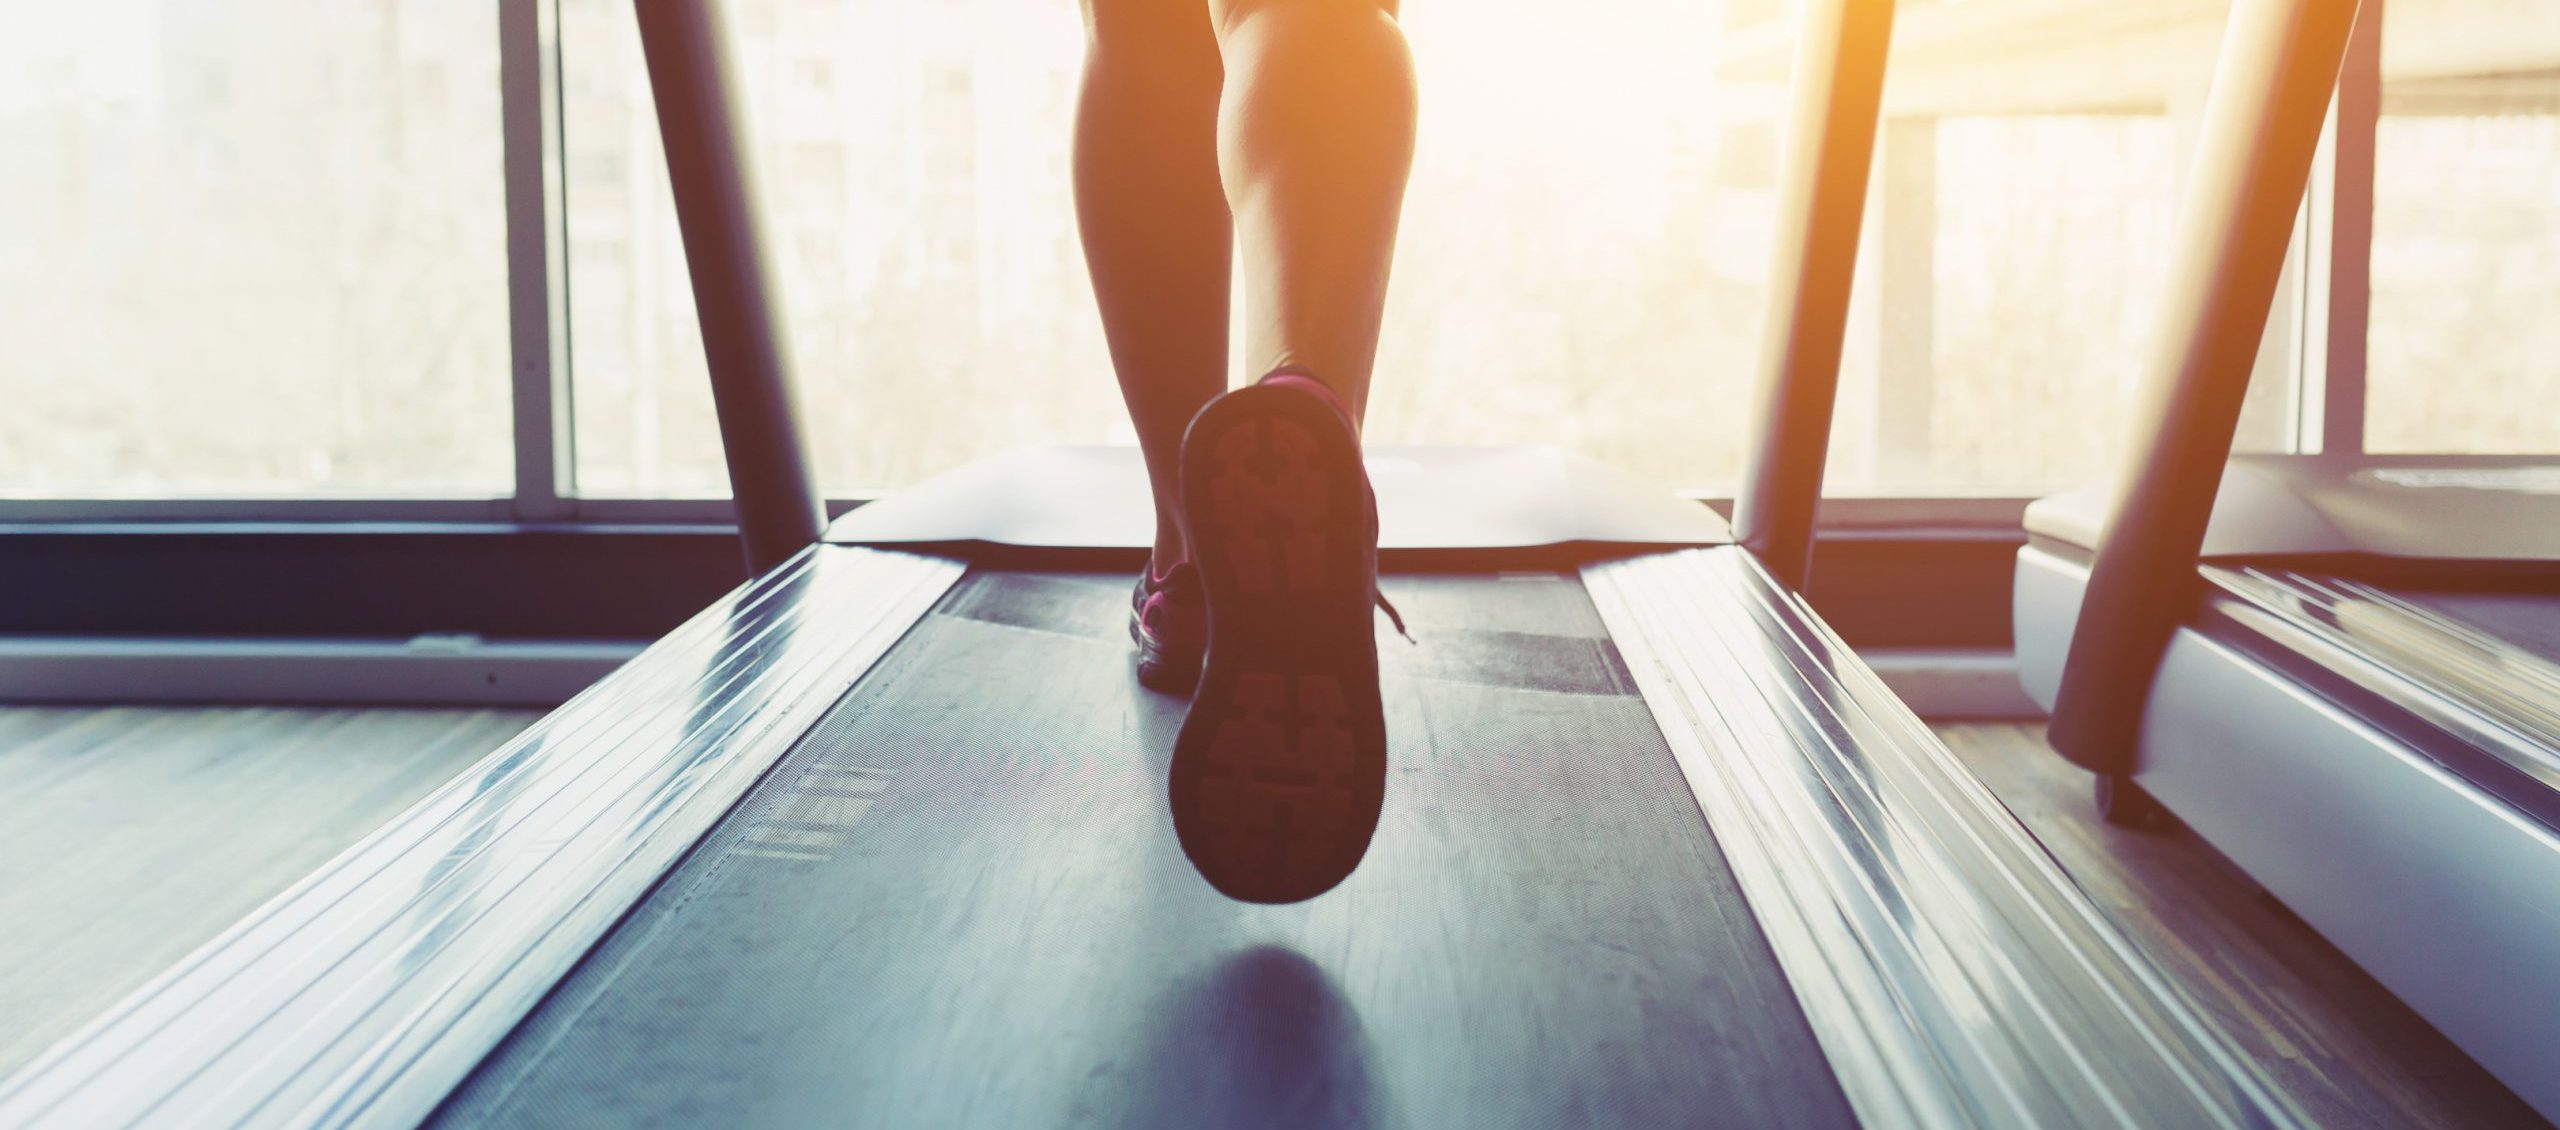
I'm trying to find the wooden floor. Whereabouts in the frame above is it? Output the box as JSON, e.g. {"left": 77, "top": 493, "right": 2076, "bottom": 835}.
{"left": 0, "top": 705, "right": 539, "bottom": 1078}
{"left": 1938, "top": 722, "right": 2547, "bottom": 1129}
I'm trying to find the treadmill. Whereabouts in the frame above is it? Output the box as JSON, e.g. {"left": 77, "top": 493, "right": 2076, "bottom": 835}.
{"left": 2013, "top": 0, "right": 2560, "bottom": 1123}
{"left": 0, "top": 1, "right": 2311, "bottom": 1127}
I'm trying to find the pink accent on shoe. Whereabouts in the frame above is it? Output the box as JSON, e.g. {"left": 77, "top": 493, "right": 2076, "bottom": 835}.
{"left": 1131, "top": 558, "right": 1207, "bottom": 693}
{"left": 1140, "top": 588, "right": 1203, "bottom": 651}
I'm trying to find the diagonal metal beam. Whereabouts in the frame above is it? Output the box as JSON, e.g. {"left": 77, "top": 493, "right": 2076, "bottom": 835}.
{"left": 1732, "top": 0, "right": 1898, "bottom": 591}
{"left": 634, "top": 0, "right": 825, "bottom": 574}
{"left": 2049, "top": 0, "right": 2366, "bottom": 774}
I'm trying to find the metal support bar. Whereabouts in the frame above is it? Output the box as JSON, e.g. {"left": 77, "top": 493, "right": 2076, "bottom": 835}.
{"left": 501, "top": 0, "right": 577, "bottom": 520}
{"left": 634, "top": 0, "right": 824, "bottom": 574}
{"left": 1730, "top": 0, "right": 1896, "bottom": 591}
{"left": 2047, "top": 0, "right": 2364, "bottom": 775}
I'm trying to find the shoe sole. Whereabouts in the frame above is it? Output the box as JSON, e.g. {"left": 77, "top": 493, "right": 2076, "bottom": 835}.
{"left": 1169, "top": 384, "right": 1386, "bottom": 904}
{"left": 1130, "top": 614, "right": 1201, "bottom": 694}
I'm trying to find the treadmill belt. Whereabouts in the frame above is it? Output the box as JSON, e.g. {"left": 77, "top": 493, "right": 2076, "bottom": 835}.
{"left": 2403, "top": 590, "right": 2560, "bottom": 664}
{"left": 433, "top": 570, "right": 1853, "bottom": 1129}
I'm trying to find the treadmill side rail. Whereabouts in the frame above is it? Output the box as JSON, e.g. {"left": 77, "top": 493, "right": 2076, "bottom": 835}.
{"left": 2205, "top": 568, "right": 2560, "bottom": 784}
{"left": 0, "top": 548, "right": 963, "bottom": 1130}
{"left": 1587, "top": 547, "right": 2304, "bottom": 1130}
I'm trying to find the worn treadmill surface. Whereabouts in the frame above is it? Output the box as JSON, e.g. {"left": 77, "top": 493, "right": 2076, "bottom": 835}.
{"left": 435, "top": 570, "right": 1854, "bottom": 1128}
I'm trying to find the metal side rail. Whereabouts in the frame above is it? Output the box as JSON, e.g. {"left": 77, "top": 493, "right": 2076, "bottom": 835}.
{"left": 2205, "top": 566, "right": 2560, "bottom": 794}
{"left": 1584, "top": 547, "right": 2302, "bottom": 1129}
{"left": 0, "top": 547, "right": 964, "bottom": 1130}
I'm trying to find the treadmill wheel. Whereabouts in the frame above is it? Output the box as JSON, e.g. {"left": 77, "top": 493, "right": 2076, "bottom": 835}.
{"left": 2094, "top": 773, "right": 2169, "bottom": 830}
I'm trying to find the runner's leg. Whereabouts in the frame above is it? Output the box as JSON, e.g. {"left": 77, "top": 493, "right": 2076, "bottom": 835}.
{"left": 1075, "top": 0, "right": 1231, "bottom": 567}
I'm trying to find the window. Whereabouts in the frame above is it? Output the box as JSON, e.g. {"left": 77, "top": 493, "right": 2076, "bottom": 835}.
{"left": 1826, "top": 114, "right": 2187, "bottom": 495}
{"left": 556, "top": 0, "right": 2332, "bottom": 501}
{"left": 559, "top": 0, "right": 1121, "bottom": 497}
{"left": 1366, "top": 2, "right": 1761, "bottom": 491}
{"left": 2355, "top": 91, "right": 2560, "bottom": 453}
{"left": 8, "top": 1, "right": 2481, "bottom": 514}
{"left": 559, "top": 0, "right": 1776, "bottom": 496}
{"left": 1816, "top": 0, "right": 2306, "bottom": 496}
{"left": 0, "top": 1, "right": 511, "bottom": 497}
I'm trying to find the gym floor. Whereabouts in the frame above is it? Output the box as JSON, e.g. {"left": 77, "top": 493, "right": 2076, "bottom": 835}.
{"left": 0, "top": 706, "right": 540, "bottom": 1076}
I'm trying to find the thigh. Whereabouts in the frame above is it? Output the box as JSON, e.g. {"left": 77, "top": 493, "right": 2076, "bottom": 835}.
{"left": 1080, "top": 0, "right": 1217, "bottom": 43}
{"left": 1208, "top": 0, "right": 1401, "bottom": 33}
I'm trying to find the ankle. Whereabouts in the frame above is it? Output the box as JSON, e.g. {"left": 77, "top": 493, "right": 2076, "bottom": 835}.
{"left": 1257, "top": 366, "right": 1360, "bottom": 433}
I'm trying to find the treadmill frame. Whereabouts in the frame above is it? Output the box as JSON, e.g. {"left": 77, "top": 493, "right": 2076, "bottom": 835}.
{"left": 2023, "top": 0, "right": 2560, "bottom": 1113}
{"left": 0, "top": 0, "right": 2327, "bottom": 1126}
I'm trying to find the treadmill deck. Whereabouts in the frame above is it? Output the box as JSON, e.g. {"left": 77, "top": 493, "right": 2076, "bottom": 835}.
{"left": 434, "top": 571, "right": 1853, "bottom": 1128}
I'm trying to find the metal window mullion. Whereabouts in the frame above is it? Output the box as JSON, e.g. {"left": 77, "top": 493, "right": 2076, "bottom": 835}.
{"left": 502, "top": 0, "right": 577, "bottom": 521}
{"left": 2293, "top": 2, "right": 2382, "bottom": 457}
{"left": 2295, "top": 99, "right": 2339, "bottom": 454}
{"left": 2319, "top": 0, "right": 2381, "bottom": 455}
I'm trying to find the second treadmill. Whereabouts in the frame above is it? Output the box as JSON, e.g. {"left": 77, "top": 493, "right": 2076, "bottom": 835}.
{"left": 2013, "top": 0, "right": 2560, "bottom": 1114}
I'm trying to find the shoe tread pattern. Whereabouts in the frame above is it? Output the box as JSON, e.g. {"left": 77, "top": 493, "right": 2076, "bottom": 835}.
{"left": 1171, "top": 386, "right": 1387, "bottom": 904}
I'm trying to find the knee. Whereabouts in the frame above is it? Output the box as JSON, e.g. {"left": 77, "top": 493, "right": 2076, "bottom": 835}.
{"left": 1210, "top": 0, "right": 1401, "bottom": 41}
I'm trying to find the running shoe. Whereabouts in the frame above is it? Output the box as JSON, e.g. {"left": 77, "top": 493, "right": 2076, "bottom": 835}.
{"left": 1130, "top": 557, "right": 1206, "bottom": 693}
{"left": 1168, "top": 367, "right": 1391, "bottom": 904}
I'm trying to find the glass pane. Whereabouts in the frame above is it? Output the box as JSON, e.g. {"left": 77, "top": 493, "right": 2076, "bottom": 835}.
{"left": 1827, "top": 115, "right": 2184, "bottom": 495}
{"left": 2355, "top": 89, "right": 2560, "bottom": 448}
{"left": 1818, "top": 1, "right": 2300, "bottom": 496}
{"left": 0, "top": 2, "right": 511, "bottom": 496}
{"left": 560, "top": 0, "right": 1119, "bottom": 497}
{"left": 1368, "top": 3, "right": 1758, "bottom": 489}
{"left": 562, "top": 0, "right": 1781, "bottom": 497}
